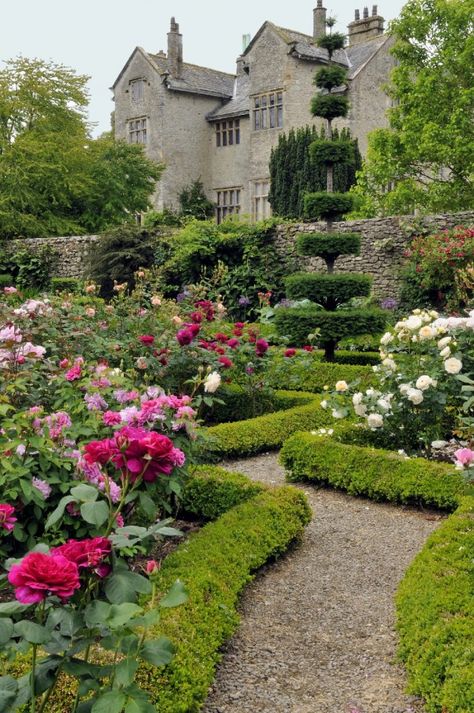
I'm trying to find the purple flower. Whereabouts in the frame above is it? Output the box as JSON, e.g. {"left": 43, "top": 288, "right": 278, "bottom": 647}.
{"left": 84, "top": 393, "right": 109, "bottom": 411}
{"left": 238, "top": 296, "right": 251, "bottom": 307}
{"left": 176, "top": 289, "right": 191, "bottom": 303}
{"left": 381, "top": 297, "right": 398, "bottom": 310}
{"left": 32, "top": 478, "right": 52, "bottom": 499}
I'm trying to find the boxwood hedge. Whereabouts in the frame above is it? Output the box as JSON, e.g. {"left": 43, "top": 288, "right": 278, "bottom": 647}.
{"left": 280, "top": 433, "right": 467, "bottom": 510}
{"left": 396, "top": 496, "right": 474, "bottom": 712}
{"left": 266, "top": 353, "right": 376, "bottom": 392}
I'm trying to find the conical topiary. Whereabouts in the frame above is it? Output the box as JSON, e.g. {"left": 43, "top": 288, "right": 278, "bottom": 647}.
{"left": 275, "top": 19, "right": 385, "bottom": 360}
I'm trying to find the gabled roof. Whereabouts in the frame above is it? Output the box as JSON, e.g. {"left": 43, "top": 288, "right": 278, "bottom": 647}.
{"left": 112, "top": 46, "right": 235, "bottom": 99}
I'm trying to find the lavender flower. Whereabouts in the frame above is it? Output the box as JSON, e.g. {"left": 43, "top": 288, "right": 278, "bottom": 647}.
{"left": 84, "top": 393, "right": 109, "bottom": 411}
{"left": 238, "top": 296, "right": 251, "bottom": 307}
{"left": 32, "top": 478, "right": 52, "bottom": 499}
{"left": 380, "top": 297, "right": 398, "bottom": 310}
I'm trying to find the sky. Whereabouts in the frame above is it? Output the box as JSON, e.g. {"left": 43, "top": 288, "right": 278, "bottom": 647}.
{"left": 2, "top": 0, "right": 406, "bottom": 136}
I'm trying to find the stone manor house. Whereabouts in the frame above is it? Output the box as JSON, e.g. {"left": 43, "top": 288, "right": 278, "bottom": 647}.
{"left": 112, "top": 4, "right": 394, "bottom": 222}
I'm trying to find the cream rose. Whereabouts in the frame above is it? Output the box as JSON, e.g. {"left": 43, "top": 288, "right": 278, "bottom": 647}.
{"left": 444, "top": 357, "right": 462, "bottom": 374}
{"left": 367, "top": 413, "right": 383, "bottom": 428}
{"left": 415, "top": 375, "right": 434, "bottom": 391}
{"left": 335, "top": 380, "right": 349, "bottom": 392}
{"left": 204, "top": 371, "right": 221, "bottom": 393}
{"left": 406, "top": 388, "right": 424, "bottom": 405}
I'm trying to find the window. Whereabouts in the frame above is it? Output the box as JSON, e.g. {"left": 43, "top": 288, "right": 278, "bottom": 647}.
{"left": 253, "top": 92, "right": 283, "bottom": 131}
{"left": 253, "top": 180, "right": 271, "bottom": 221}
{"left": 216, "top": 120, "right": 240, "bottom": 148}
{"left": 128, "top": 117, "right": 147, "bottom": 144}
{"left": 216, "top": 188, "right": 241, "bottom": 223}
{"left": 130, "top": 79, "right": 145, "bottom": 103}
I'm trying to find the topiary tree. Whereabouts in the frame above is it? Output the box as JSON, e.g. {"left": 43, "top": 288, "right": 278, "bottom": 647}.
{"left": 275, "top": 20, "right": 385, "bottom": 360}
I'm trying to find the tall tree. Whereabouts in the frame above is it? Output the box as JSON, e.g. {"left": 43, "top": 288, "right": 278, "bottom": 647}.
{"left": 352, "top": 0, "right": 474, "bottom": 216}
{"left": 0, "top": 57, "right": 162, "bottom": 239}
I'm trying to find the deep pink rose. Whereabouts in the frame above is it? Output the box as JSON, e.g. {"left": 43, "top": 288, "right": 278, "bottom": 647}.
{"left": 255, "top": 338, "right": 269, "bottom": 357}
{"left": 226, "top": 338, "right": 239, "bottom": 349}
{"left": 84, "top": 438, "right": 117, "bottom": 465}
{"left": 8, "top": 552, "right": 80, "bottom": 604}
{"left": 189, "top": 311, "right": 203, "bottom": 323}
{"left": 65, "top": 365, "right": 82, "bottom": 381}
{"left": 176, "top": 328, "right": 193, "bottom": 346}
{"left": 139, "top": 335, "right": 155, "bottom": 346}
{"left": 284, "top": 348, "right": 297, "bottom": 358}
{"left": 455, "top": 448, "right": 474, "bottom": 467}
{"left": 52, "top": 537, "right": 112, "bottom": 576}
{"left": 0, "top": 504, "right": 16, "bottom": 532}
{"left": 103, "top": 411, "right": 122, "bottom": 426}
{"left": 218, "top": 356, "right": 233, "bottom": 369}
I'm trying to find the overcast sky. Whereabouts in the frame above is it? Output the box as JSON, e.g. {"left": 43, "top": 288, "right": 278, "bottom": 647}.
{"left": 2, "top": 0, "right": 406, "bottom": 136}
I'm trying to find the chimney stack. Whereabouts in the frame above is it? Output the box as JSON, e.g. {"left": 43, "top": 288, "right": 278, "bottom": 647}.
{"left": 347, "top": 5, "right": 385, "bottom": 45}
{"left": 313, "top": 0, "right": 327, "bottom": 41}
{"left": 167, "top": 17, "right": 183, "bottom": 78}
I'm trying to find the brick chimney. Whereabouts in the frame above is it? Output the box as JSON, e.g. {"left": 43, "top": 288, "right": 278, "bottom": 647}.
{"left": 347, "top": 6, "right": 385, "bottom": 45}
{"left": 313, "top": 0, "right": 327, "bottom": 41}
{"left": 167, "top": 17, "right": 183, "bottom": 78}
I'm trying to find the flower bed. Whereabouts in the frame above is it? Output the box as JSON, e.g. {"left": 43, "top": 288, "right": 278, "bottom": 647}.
{"left": 396, "top": 496, "right": 474, "bottom": 712}
{"left": 280, "top": 433, "right": 466, "bottom": 510}
{"left": 5, "top": 466, "right": 311, "bottom": 713}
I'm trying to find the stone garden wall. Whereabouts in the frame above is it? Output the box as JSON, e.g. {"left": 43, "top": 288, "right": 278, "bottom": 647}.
{"left": 275, "top": 211, "right": 474, "bottom": 299}
{"left": 8, "top": 211, "right": 474, "bottom": 296}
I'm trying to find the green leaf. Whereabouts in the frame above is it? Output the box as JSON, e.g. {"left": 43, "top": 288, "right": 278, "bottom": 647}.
{"left": 91, "top": 690, "right": 127, "bottom": 713}
{"left": 107, "top": 603, "right": 143, "bottom": 629}
{"left": 0, "top": 601, "right": 29, "bottom": 615}
{"left": 114, "top": 659, "right": 138, "bottom": 688}
{"left": 84, "top": 600, "right": 111, "bottom": 628}
{"left": 81, "top": 500, "right": 109, "bottom": 527}
{"left": 139, "top": 493, "right": 156, "bottom": 518}
{"left": 139, "top": 636, "right": 174, "bottom": 666}
{"left": 13, "top": 620, "right": 52, "bottom": 644}
{"left": 45, "top": 495, "right": 76, "bottom": 530}
{"left": 159, "top": 580, "right": 188, "bottom": 609}
{"left": 0, "top": 676, "right": 18, "bottom": 710}
{"left": 0, "top": 618, "right": 13, "bottom": 644}
{"left": 105, "top": 570, "right": 151, "bottom": 604}
{"left": 124, "top": 697, "right": 156, "bottom": 713}
{"left": 71, "top": 483, "right": 99, "bottom": 502}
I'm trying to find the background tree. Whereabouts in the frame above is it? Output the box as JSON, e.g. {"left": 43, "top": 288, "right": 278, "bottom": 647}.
{"left": 275, "top": 21, "right": 384, "bottom": 360}
{"left": 0, "top": 57, "right": 163, "bottom": 239}
{"left": 352, "top": 0, "right": 474, "bottom": 216}
{"left": 178, "top": 179, "right": 214, "bottom": 220}
{"left": 268, "top": 126, "right": 361, "bottom": 219}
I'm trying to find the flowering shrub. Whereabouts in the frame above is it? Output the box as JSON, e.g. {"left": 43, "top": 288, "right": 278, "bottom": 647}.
{"left": 402, "top": 226, "right": 474, "bottom": 311}
{"left": 322, "top": 308, "right": 474, "bottom": 453}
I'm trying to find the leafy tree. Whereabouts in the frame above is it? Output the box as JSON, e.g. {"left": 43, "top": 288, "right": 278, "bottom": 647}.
{"left": 0, "top": 57, "right": 163, "bottom": 239}
{"left": 352, "top": 0, "right": 474, "bottom": 216}
{"left": 269, "top": 126, "right": 361, "bottom": 219}
{"left": 178, "top": 179, "right": 214, "bottom": 220}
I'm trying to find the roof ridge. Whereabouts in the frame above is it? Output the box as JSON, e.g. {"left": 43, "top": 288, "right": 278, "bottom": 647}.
{"left": 148, "top": 53, "right": 235, "bottom": 78}
{"left": 273, "top": 23, "right": 313, "bottom": 41}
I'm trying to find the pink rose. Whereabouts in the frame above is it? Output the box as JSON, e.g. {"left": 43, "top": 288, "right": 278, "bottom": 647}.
{"left": 103, "top": 411, "right": 122, "bottom": 426}
{"left": 455, "top": 448, "right": 474, "bottom": 467}
{"left": 284, "top": 348, "right": 297, "bottom": 358}
{"left": 8, "top": 552, "right": 80, "bottom": 603}
{"left": 0, "top": 504, "right": 16, "bottom": 532}
{"left": 255, "top": 338, "right": 269, "bottom": 357}
{"left": 51, "top": 537, "right": 112, "bottom": 576}
{"left": 65, "top": 365, "right": 82, "bottom": 381}
{"left": 139, "top": 335, "right": 155, "bottom": 346}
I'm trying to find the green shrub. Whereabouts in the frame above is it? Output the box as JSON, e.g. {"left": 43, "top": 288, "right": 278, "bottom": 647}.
{"left": 285, "top": 272, "right": 372, "bottom": 307}
{"left": 204, "top": 386, "right": 314, "bottom": 424}
{"left": 303, "top": 192, "right": 354, "bottom": 221}
{"left": 275, "top": 306, "right": 386, "bottom": 347}
{"left": 182, "top": 465, "right": 265, "bottom": 520}
{"left": 280, "top": 433, "right": 466, "bottom": 510}
{"left": 310, "top": 95, "right": 349, "bottom": 121}
{"left": 138, "top": 485, "right": 311, "bottom": 712}
{"left": 201, "top": 394, "right": 332, "bottom": 459}
{"left": 332, "top": 350, "right": 379, "bottom": 366}
{"left": 296, "top": 232, "right": 361, "bottom": 259}
{"left": 267, "top": 354, "right": 376, "bottom": 392}
{"left": 50, "top": 277, "right": 82, "bottom": 293}
{"left": 396, "top": 496, "right": 474, "bottom": 712}
{"left": 0, "top": 273, "right": 14, "bottom": 287}
{"left": 338, "top": 332, "right": 382, "bottom": 353}
{"left": 10, "top": 245, "right": 58, "bottom": 289}
{"left": 309, "top": 138, "right": 355, "bottom": 166}
{"left": 178, "top": 179, "right": 214, "bottom": 220}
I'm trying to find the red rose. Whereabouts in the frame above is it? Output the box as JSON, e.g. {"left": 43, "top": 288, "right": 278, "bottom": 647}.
{"left": 234, "top": 322, "right": 245, "bottom": 329}
{"left": 52, "top": 537, "right": 112, "bottom": 575}
{"left": 226, "top": 338, "right": 239, "bottom": 349}
{"left": 303, "top": 345, "right": 314, "bottom": 352}
{"left": 255, "top": 338, "right": 269, "bottom": 357}
{"left": 214, "top": 333, "right": 229, "bottom": 343}
{"left": 84, "top": 438, "right": 117, "bottom": 465}
{"left": 139, "top": 335, "right": 155, "bottom": 346}
{"left": 176, "top": 328, "right": 194, "bottom": 346}
{"left": 218, "top": 356, "right": 233, "bottom": 369}
{"left": 189, "top": 311, "right": 203, "bottom": 323}
{"left": 8, "top": 552, "right": 80, "bottom": 604}
{"left": 284, "top": 348, "right": 297, "bottom": 358}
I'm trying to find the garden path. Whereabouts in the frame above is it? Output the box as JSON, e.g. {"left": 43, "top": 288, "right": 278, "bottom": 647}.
{"left": 203, "top": 453, "right": 443, "bottom": 713}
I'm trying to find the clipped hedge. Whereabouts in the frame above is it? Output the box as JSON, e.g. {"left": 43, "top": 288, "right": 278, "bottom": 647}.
{"left": 267, "top": 354, "right": 376, "bottom": 392}
{"left": 303, "top": 191, "right": 353, "bottom": 221}
{"left": 201, "top": 394, "right": 333, "bottom": 459}
{"left": 275, "top": 306, "right": 386, "bottom": 346}
{"left": 296, "top": 232, "right": 361, "bottom": 258}
{"left": 203, "top": 386, "right": 314, "bottom": 424}
{"left": 285, "top": 272, "right": 372, "bottom": 307}
{"left": 396, "top": 496, "right": 474, "bottom": 712}
{"left": 182, "top": 465, "right": 265, "bottom": 520}
{"left": 137, "top": 485, "right": 312, "bottom": 712}
{"left": 280, "top": 433, "right": 467, "bottom": 510}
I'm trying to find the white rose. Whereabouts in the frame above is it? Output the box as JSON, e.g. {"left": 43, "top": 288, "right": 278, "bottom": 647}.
{"left": 399, "top": 383, "right": 410, "bottom": 395}
{"left": 377, "top": 398, "right": 391, "bottom": 412}
{"left": 444, "top": 357, "right": 462, "bottom": 374}
{"left": 429, "top": 310, "right": 439, "bottom": 319}
{"left": 335, "top": 380, "right": 349, "bottom": 392}
{"left": 352, "top": 392, "right": 363, "bottom": 406}
{"left": 204, "top": 371, "right": 221, "bottom": 393}
{"left": 416, "top": 375, "right": 434, "bottom": 391}
{"left": 321, "top": 400, "right": 328, "bottom": 410}
{"left": 440, "top": 346, "right": 451, "bottom": 358}
{"left": 419, "top": 325, "right": 435, "bottom": 340}
{"left": 332, "top": 409, "right": 345, "bottom": 419}
{"left": 406, "top": 315, "right": 423, "bottom": 330}
{"left": 382, "top": 358, "right": 397, "bottom": 371}
{"left": 354, "top": 404, "right": 367, "bottom": 417}
{"left": 380, "top": 332, "right": 393, "bottom": 346}
{"left": 367, "top": 413, "right": 383, "bottom": 429}
{"left": 438, "top": 336, "right": 452, "bottom": 349}
{"left": 413, "top": 309, "right": 421, "bottom": 315}
{"left": 407, "top": 388, "right": 424, "bottom": 405}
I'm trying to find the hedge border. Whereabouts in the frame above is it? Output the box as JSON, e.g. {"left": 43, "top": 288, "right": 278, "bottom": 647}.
{"left": 396, "top": 496, "right": 474, "bottom": 712}
{"left": 280, "top": 432, "right": 467, "bottom": 511}
{"left": 7, "top": 466, "right": 311, "bottom": 713}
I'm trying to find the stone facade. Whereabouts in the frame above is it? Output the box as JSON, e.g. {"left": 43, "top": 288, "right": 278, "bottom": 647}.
{"left": 112, "top": 4, "right": 395, "bottom": 220}
{"left": 275, "top": 211, "right": 474, "bottom": 299}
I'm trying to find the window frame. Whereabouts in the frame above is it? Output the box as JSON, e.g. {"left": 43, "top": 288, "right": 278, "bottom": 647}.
{"left": 128, "top": 116, "right": 148, "bottom": 145}
{"left": 215, "top": 186, "right": 242, "bottom": 223}
{"left": 253, "top": 179, "right": 271, "bottom": 221}
{"left": 215, "top": 119, "right": 241, "bottom": 148}
{"left": 253, "top": 91, "right": 283, "bottom": 131}
{"left": 130, "top": 78, "right": 145, "bottom": 103}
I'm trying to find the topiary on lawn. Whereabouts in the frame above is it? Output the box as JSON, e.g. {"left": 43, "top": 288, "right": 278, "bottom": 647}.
{"left": 276, "top": 17, "right": 384, "bottom": 360}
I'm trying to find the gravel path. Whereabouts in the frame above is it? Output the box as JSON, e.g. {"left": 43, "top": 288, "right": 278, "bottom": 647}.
{"left": 203, "top": 453, "right": 443, "bottom": 713}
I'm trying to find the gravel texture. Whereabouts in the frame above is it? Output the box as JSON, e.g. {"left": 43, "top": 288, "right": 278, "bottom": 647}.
{"left": 203, "top": 453, "right": 443, "bottom": 713}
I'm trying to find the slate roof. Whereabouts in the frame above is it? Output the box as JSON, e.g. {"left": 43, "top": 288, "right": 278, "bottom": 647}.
{"left": 207, "top": 73, "right": 250, "bottom": 121}
{"left": 148, "top": 53, "right": 235, "bottom": 98}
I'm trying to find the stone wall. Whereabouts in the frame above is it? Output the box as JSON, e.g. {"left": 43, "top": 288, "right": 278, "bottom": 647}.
{"left": 8, "top": 235, "right": 98, "bottom": 279}
{"left": 274, "top": 211, "right": 474, "bottom": 300}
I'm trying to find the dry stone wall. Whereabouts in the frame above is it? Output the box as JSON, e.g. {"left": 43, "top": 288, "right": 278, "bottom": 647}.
{"left": 275, "top": 211, "right": 474, "bottom": 300}
{"left": 8, "top": 235, "right": 98, "bottom": 279}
